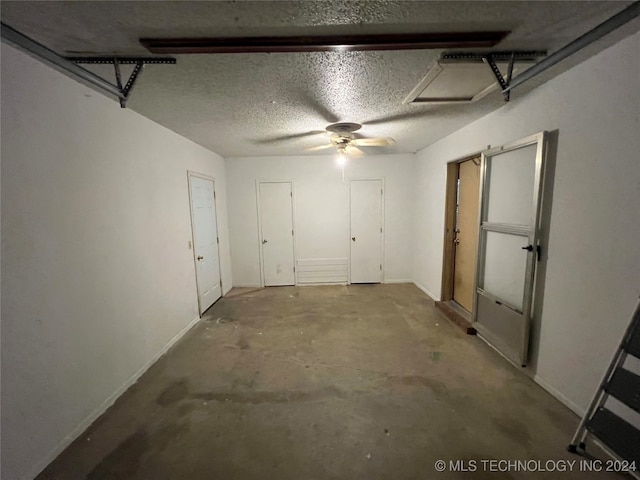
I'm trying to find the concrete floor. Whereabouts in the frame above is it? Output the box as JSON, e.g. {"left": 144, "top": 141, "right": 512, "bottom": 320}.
{"left": 38, "top": 284, "right": 621, "bottom": 480}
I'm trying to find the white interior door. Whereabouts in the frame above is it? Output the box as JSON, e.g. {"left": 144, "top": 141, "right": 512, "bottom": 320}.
{"left": 350, "top": 179, "right": 383, "bottom": 283}
{"left": 258, "top": 182, "right": 295, "bottom": 286}
{"left": 188, "top": 173, "right": 222, "bottom": 315}
{"left": 473, "top": 132, "right": 547, "bottom": 366}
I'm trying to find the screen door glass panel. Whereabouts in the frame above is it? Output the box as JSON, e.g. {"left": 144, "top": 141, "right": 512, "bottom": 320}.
{"left": 479, "top": 230, "right": 528, "bottom": 311}
{"left": 486, "top": 144, "right": 536, "bottom": 225}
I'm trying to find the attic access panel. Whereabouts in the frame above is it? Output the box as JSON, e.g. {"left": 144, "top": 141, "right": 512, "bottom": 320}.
{"left": 403, "top": 58, "right": 536, "bottom": 105}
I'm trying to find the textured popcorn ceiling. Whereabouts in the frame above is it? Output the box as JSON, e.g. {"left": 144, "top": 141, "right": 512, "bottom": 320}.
{"left": 1, "top": 1, "right": 637, "bottom": 157}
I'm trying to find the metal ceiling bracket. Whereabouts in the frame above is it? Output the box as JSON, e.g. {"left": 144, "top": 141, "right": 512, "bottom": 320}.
{"left": 441, "top": 51, "right": 547, "bottom": 62}
{"left": 103, "top": 58, "right": 145, "bottom": 108}
{"left": 67, "top": 57, "right": 177, "bottom": 65}
{"left": 113, "top": 58, "right": 125, "bottom": 106}
{"left": 504, "top": 52, "right": 516, "bottom": 101}
{"left": 109, "top": 58, "right": 143, "bottom": 108}
{"left": 0, "top": 22, "right": 176, "bottom": 108}
{"left": 68, "top": 57, "right": 176, "bottom": 108}
{"left": 113, "top": 58, "right": 123, "bottom": 90}
{"left": 502, "top": 1, "right": 640, "bottom": 96}
{"left": 483, "top": 53, "right": 516, "bottom": 102}
{"left": 440, "top": 50, "right": 547, "bottom": 103}
{"left": 1, "top": 22, "right": 125, "bottom": 101}
{"left": 120, "top": 61, "right": 144, "bottom": 108}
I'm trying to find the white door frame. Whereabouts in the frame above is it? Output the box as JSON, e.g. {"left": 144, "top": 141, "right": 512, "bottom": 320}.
{"left": 348, "top": 177, "right": 385, "bottom": 284}
{"left": 187, "top": 171, "right": 223, "bottom": 315}
{"left": 255, "top": 179, "right": 297, "bottom": 287}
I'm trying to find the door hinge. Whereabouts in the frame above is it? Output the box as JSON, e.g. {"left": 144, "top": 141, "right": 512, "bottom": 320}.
{"left": 381, "top": 189, "right": 383, "bottom": 195}
{"left": 293, "top": 266, "right": 296, "bottom": 272}
{"left": 292, "top": 230, "right": 294, "bottom": 236}
{"left": 380, "top": 227, "right": 382, "bottom": 233}
{"left": 290, "top": 192, "right": 293, "bottom": 197}
{"left": 217, "top": 236, "right": 219, "bottom": 244}
{"left": 213, "top": 191, "right": 216, "bottom": 199}
{"left": 380, "top": 264, "right": 382, "bottom": 270}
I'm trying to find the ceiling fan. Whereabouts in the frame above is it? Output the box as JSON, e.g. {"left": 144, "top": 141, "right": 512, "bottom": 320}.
{"left": 251, "top": 93, "right": 429, "bottom": 157}
{"left": 307, "top": 122, "right": 395, "bottom": 158}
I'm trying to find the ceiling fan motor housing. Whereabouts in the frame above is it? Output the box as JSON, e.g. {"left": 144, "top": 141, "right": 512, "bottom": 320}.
{"left": 326, "top": 122, "right": 362, "bottom": 133}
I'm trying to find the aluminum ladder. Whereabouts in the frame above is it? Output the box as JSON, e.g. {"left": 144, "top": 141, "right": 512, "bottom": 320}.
{"left": 568, "top": 299, "right": 640, "bottom": 478}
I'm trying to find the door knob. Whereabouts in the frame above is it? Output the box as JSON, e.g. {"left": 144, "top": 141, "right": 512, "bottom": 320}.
{"left": 352, "top": 237, "right": 356, "bottom": 242}
{"left": 522, "top": 244, "right": 541, "bottom": 261}
{"left": 262, "top": 239, "right": 268, "bottom": 244}
{"left": 197, "top": 255, "right": 204, "bottom": 260}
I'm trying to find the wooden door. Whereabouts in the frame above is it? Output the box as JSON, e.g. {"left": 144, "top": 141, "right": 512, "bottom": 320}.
{"left": 453, "top": 158, "right": 480, "bottom": 312}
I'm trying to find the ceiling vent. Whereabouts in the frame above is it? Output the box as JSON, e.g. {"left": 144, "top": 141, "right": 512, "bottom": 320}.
{"left": 403, "top": 53, "right": 541, "bottom": 105}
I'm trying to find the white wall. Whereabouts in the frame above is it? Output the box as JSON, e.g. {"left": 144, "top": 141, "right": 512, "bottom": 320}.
{"left": 1, "top": 44, "right": 232, "bottom": 480}
{"left": 226, "top": 154, "right": 415, "bottom": 286}
{"left": 413, "top": 32, "right": 640, "bottom": 414}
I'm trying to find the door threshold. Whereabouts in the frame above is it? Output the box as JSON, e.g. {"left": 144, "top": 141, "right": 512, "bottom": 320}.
{"left": 435, "top": 301, "right": 476, "bottom": 335}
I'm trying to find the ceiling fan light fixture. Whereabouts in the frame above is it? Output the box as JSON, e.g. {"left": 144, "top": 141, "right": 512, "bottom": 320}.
{"left": 304, "top": 122, "right": 395, "bottom": 156}
{"left": 336, "top": 147, "right": 348, "bottom": 166}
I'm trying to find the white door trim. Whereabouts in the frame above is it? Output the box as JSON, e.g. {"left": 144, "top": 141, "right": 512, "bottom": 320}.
{"left": 255, "top": 180, "right": 297, "bottom": 287}
{"left": 187, "top": 171, "right": 223, "bottom": 315}
{"left": 348, "top": 177, "right": 385, "bottom": 284}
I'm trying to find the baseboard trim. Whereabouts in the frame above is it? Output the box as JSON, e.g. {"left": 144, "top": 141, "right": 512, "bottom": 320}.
{"left": 474, "top": 332, "right": 583, "bottom": 418}
{"left": 384, "top": 279, "right": 412, "bottom": 284}
{"left": 533, "top": 374, "right": 584, "bottom": 418}
{"left": 413, "top": 282, "right": 440, "bottom": 302}
{"left": 27, "top": 314, "right": 201, "bottom": 480}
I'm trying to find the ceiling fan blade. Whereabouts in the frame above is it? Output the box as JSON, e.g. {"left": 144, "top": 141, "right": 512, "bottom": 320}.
{"left": 346, "top": 146, "right": 365, "bottom": 157}
{"left": 253, "top": 130, "right": 325, "bottom": 145}
{"left": 306, "top": 144, "right": 336, "bottom": 152}
{"left": 363, "top": 110, "right": 432, "bottom": 126}
{"left": 293, "top": 88, "right": 340, "bottom": 124}
{"left": 351, "top": 137, "right": 396, "bottom": 147}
